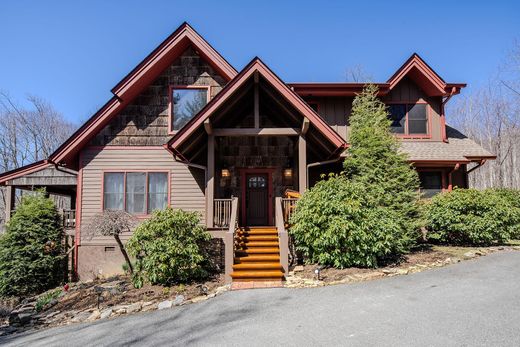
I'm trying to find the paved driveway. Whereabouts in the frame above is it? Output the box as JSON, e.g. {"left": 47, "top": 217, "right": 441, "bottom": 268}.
{"left": 2, "top": 251, "right": 519, "bottom": 346}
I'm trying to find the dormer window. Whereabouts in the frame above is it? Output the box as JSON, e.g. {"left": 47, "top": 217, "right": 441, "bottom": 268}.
{"left": 388, "top": 103, "right": 428, "bottom": 136}
{"left": 170, "top": 86, "right": 209, "bottom": 132}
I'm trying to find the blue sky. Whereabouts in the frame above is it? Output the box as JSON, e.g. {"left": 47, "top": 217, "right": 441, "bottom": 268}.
{"left": 1, "top": 0, "right": 519, "bottom": 124}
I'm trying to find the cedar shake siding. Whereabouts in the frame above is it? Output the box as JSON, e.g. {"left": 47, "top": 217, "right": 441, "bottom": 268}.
{"left": 79, "top": 147, "right": 205, "bottom": 246}
{"left": 90, "top": 46, "right": 227, "bottom": 146}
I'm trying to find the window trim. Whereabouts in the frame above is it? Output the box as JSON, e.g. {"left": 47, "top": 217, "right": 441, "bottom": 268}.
{"left": 386, "top": 101, "right": 432, "bottom": 139}
{"left": 102, "top": 170, "right": 170, "bottom": 217}
{"left": 168, "top": 85, "right": 211, "bottom": 134}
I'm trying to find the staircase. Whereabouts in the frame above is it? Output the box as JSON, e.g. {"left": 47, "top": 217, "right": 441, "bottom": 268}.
{"left": 231, "top": 226, "right": 284, "bottom": 282}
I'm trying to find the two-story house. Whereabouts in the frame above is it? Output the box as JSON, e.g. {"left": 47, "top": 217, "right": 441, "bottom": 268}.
{"left": 0, "top": 23, "right": 494, "bottom": 283}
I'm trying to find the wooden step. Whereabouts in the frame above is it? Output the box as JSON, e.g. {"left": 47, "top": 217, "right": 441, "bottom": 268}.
{"left": 234, "top": 255, "right": 280, "bottom": 263}
{"left": 236, "top": 241, "right": 279, "bottom": 248}
{"left": 236, "top": 247, "right": 279, "bottom": 255}
{"left": 235, "top": 235, "right": 278, "bottom": 242}
{"left": 237, "top": 230, "right": 278, "bottom": 236}
{"left": 231, "top": 270, "right": 284, "bottom": 279}
{"left": 233, "top": 262, "right": 282, "bottom": 270}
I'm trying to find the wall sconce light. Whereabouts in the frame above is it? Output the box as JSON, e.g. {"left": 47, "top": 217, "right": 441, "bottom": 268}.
{"left": 221, "top": 169, "right": 231, "bottom": 178}
{"left": 283, "top": 168, "right": 293, "bottom": 179}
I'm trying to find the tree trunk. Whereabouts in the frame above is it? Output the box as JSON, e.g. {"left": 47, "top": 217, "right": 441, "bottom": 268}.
{"left": 114, "top": 234, "right": 133, "bottom": 274}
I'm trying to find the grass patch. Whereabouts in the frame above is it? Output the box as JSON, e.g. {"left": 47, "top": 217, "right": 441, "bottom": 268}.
{"left": 35, "top": 289, "right": 62, "bottom": 312}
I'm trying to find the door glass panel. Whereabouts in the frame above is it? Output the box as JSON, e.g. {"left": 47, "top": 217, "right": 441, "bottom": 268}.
{"left": 248, "top": 176, "right": 266, "bottom": 188}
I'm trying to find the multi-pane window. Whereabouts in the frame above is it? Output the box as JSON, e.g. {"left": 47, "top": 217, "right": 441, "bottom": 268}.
{"left": 103, "top": 172, "right": 168, "bottom": 214}
{"left": 171, "top": 87, "right": 208, "bottom": 131}
{"left": 418, "top": 171, "right": 443, "bottom": 198}
{"left": 388, "top": 103, "right": 428, "bottom": 135}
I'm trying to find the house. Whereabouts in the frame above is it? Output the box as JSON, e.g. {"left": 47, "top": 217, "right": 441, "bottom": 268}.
{"left": 0, "top": 22, "right": 494, "bottom": 283}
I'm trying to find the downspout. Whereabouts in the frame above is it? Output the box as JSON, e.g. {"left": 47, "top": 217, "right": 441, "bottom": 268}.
{"left": 441, "top": 87, "right": 457, "bottom": 143}
{"left": 306, "top": 157, "right": 343, "bottom": 188}
{"left": 448, "top": 163, "right": 461, "bottom": 191}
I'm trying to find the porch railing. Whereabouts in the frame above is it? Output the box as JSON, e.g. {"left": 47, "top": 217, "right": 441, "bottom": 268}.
{"left": 213, "top": 199, "right": 233, "bottom": 228}
{"left": 281, "top": 198, "right": 298, "bottom": 226}
{"left": 224, "top": 197, "right": 239, "bottom": 283}
{"left": 62, "top": 209, "right": 76, "bottom": 229}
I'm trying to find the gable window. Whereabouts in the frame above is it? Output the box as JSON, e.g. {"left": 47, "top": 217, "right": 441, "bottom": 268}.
{"left": 171, "top": 87, "right": 209, "bottom": 131}
{"left": 103, "top": 172, "right": 168, "bottom": 214}
{"left": 418, "top": 171, "right": 443, "bottom": 198}
{"left": 388, "top": 103, "right": 428, "bottom": 136}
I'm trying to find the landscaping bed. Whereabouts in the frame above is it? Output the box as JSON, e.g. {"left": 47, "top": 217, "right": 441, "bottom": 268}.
{"left": 0, "top": 274, "right": 227, "bottom": 337}
{"left": 285, "top": 243, "right": 520, "bottom": 288}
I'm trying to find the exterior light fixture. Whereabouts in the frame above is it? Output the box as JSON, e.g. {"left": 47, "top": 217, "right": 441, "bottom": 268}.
{"left": 314, "top": 266, "right": 322, "bottom": 281}
{"left": 283, "top": 168, "right": 293, "bottom": 178}
{"left": 221, "top": 169, "right": 231, "bottom": 178}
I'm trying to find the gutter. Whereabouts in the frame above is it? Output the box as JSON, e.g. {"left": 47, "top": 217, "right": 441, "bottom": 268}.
{"left": 306, "top": 158, "right": 343, "bottom": 188}
{"left": 441, "top": 87, "right": 458, "bottom": 143}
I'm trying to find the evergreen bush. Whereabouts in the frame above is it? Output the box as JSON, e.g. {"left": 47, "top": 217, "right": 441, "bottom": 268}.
{"left": 127, "top": 208, "right": 211, "bottom": 288}
{"left": 0, "top": 193, "right": 65, "bottom": 297}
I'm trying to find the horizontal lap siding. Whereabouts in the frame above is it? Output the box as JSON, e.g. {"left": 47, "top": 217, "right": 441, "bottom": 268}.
{"left": 80, "top": 148, "right": 205, "bottom": 245}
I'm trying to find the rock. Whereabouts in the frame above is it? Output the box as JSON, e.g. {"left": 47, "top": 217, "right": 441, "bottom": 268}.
{"left": 513, "top": 246, "right": 520, "bottom": 251}
{"left": 191, "top": 296, "right": 207, "bottom": 303}
{"left": 464, "top": 251, "right": 475, "bottom": 258}
{"left": 142, "top": 301, "right": 154, "bottom": 308}
{"left": 100, "top": 308, "right": 112, "bottom": 320}
{"left": 474, "top": 250, "right": 483, "bottom": 256}
{"left": 43, "top": 298, "right": 58, "bottom": 311}
{"left": 157, "top": 300, "right": 173, "bottom": 310}
{"left": 112, "top": 305, "right": 128, "bottom": 314}
{"left": 397, "top": 269, "right": 409, "bottom": 275}
{"left": 214, "top": 285, "right": 230, "bottom": 295}
{"left": 18, "top": 312, "right": 33, "bottom": 325}
{"left": 382, "top": 269, "right": 395, "bottom": 274}
{"left": 87, "top": 310, "right": 100, "bottom": 321}
{"left": 173, "top": 295, "right": 185, "bottom": 306}
{"left": 126, "top": 302, "right": 142, "bottom": 314}
{"left": 293, "top": 265, "right": 304, "bottom": 272}
{"left": 71, "top": 311, "right": 91, "bottom": 323}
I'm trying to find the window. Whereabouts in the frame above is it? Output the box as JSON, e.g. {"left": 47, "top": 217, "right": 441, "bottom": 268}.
{"left": 171, "top": 87, "right": 208, "bottom": 131}
{"left": 103, "top": 172, "right": 168, "bottom": 214}
{"left": 419, "top": 171, "right": 443, "bottom": 198}
{"left": 388, "top": 103, "right": 428, "bottom": 135}
{"left": 248, "top": 176, "right": 266, "bottom": 188}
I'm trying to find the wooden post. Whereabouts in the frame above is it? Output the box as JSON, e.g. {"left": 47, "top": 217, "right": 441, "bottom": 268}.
{"left": 298, "top": 135, "right": 307, "bottom": 194}
{"left": 5, "top": 185, "right": 15, "bottom": 222}
{"left": 207, "top": 134, "right": 215, "bottom": 228}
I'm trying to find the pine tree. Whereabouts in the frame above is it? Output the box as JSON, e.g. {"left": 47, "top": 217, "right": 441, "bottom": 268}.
{"left": 344, "top": 84, "right": 420, "bottom": 234}
{"left": 0, "top": 193, "right": 65, "bottom": 297}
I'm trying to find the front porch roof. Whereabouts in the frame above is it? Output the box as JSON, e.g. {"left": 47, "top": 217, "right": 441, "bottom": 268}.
{"left": 167, "top": 57, "right": 347, "bottom": 154}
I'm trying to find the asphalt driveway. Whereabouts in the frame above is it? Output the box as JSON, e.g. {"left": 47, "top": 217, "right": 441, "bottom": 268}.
{"left": 2, "top": 251, "right": 519, "bottom": 346}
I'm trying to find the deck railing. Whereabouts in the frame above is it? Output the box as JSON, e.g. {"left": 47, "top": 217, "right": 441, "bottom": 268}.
{"left": 62, "top": 209, "right": 76, "bottom": 229}
{"left": 213, "top": 199, "right": 233, "bottom": 228}
{"left": 281, "top": 198, "right": 298, "bottom": 226}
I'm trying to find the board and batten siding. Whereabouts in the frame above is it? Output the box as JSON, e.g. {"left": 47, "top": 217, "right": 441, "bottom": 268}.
{"left": 79, "top": 147, "right": 206, "bottom": 245}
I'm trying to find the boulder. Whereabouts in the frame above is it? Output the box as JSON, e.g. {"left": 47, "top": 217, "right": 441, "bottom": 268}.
{"left": 157, "top": 300, "right": 173, "bottom": 310}
{"left": 87, "top": 310, "right": 101, "bottom": 321}
{"left": 173, "top": 295, "right": 185, "bottom": 306}
{"left": 100, "top": 308, "right": 113, "bottom": 320}
{"left": 71, "top": 311, "right": 91, "bottom": 323}
{"left": 126, "top": 302, "right": 142, "bottom": 314}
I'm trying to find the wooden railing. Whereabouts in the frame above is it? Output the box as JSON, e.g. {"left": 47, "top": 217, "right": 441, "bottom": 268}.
{"left": 62, "top": 209, "right": 76, "bottom": 229}
{"left": 281, "top": 198, "right": 298, "bottom": 226}
{"left": 213, "top": 199, "right": 233, "bottom": 228}
{"left": 224, "top": 197, "right": 239, "bottom": 283}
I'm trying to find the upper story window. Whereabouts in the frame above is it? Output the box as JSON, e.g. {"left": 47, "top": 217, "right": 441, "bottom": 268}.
{"left": 171, "top": 86, "right": 209, "bottom": 131}
{"left": 103, "top": 172, "right": 168, "bottom": 214}
{"left": 388, "top": 103, "right": 428, "bottom": 136}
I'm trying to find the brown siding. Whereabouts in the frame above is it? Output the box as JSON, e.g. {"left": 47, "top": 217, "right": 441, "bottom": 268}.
{"left": 79, "top": 147, "right": 206, "bottom": 245}
{"left": 90, "top": 46, "right": 227, "bottom": 146}
{"left": 306, "top": 97, "right": 351, "bottom": 141}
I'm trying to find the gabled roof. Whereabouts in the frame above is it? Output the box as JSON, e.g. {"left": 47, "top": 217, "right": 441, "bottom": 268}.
{"left": 168, "top": 57, "right": 347, "bottom": 151}
{"left": 50, "top": 22, "right": 236, "bottom": 166}
{"left": 387, "top": 53, "right": 465, "bottom": 96}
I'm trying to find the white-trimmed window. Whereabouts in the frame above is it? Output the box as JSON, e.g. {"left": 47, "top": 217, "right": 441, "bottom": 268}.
{"left": 103, "top": 172, "right": 168, "bottom": 214}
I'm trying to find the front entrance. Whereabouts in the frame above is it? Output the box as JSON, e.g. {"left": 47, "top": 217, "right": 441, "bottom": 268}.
{"left": 240, "top": 169, "right": 274, "bottom": 226}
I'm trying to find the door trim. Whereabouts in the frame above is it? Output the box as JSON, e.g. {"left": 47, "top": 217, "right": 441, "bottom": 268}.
{"left": 239, "top": 168, "right": 275, "bottom": 226}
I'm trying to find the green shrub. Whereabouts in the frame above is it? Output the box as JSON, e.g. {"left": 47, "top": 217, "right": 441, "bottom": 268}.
{"left": 290, "top": 175, "right": 413, "bottom": 268}
{"left": 127, "top": 208, "right": 211, "bottom": 288}
{"left": 0, "top": 193, "right": 65, "bottom": 297}
{"left": 35, "top": 288, "right": 62, "bottom": 312}
{"left": 490, "top": 188, "right": 520, "bottom": 239}
{"left": 425, "top": 188, "right": 516, "bottom": 245}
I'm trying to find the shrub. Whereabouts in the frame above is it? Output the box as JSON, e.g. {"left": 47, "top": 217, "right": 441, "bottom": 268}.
{"left": 425, "top": 188, "right": 516, "bottom": 245}
{"left": 127, "top": 208, "right": 211, "bottom": 288}
{"left": 290, "top": 175, "right": 412, "bottom": 268}
{"left": 0, "top": 193, "right": 65, "bottom": 297}
{"left": 35, "top": 288, "right": 62, "bottom": 312}
{"left": 490, "top": 188, "right": 520, "bottom": 239}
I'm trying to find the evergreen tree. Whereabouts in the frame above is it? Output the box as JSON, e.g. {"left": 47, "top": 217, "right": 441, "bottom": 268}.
{"left": 344, "top": 84, "right": 420, "bottom": 234}
{"left": 0, "top": 193, "right": 65, "bottom": 297}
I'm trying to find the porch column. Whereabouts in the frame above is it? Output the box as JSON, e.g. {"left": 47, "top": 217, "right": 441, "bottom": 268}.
{"left": 5, "top": 185, "right": 15, "bottom": 223}
{"left": 206, "top": 134, "right": 215, "bottom": 228}
{"left": 298, "top": 135, "right": 307, "bottom": 194}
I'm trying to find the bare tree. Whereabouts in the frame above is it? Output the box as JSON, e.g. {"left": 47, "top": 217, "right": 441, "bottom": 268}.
{"left": 344, "top": 64, "right": 373, "bottom": 83}
{"left": 83, "top": 210, "right": 137, "bottom": 274}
